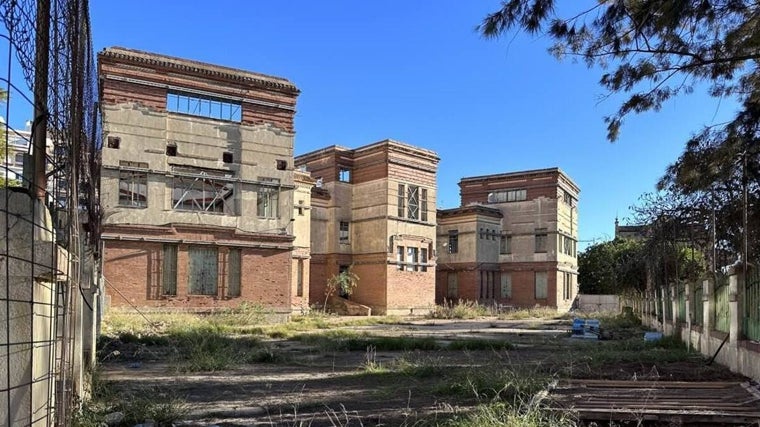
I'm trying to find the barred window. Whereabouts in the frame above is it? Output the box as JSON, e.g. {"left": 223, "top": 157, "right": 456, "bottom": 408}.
{"left": 119, "top": 161, "right": 148, "bottom": 208}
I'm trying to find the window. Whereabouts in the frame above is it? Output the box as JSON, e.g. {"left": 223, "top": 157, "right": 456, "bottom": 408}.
{"left": 222, "top": 151, "right": 233, "bottom": 163}
{"left": 276, "top": 159, "right": 287, "bottom": 170}
{"left": 501, "top": 273, "right": 512, "bottom": 298}
{"left": 480, "top": 271, "right": 496, "bottom": 299}
{"left": 562, "top": 190, "right": 576, "bottom": 207}
{"left": 421, "top": 189, "right": 428, "bottom": 222}
{"left": 397, "top": 183, "right": 427, "bottom": 221}
{"left": 256, "top": 177, "right": 279, "bottom": 218}
{"left": 339, "top": 221, "right": 350, "bottom": 244}
{"left": 13, "top": 153, "right": 24, "bottom": 166}
{"left": 339, "top": 168, "right": 351, "bottom": 182}
{"left": 188, "top": 247, "right": 218, "bottom": 295}
{"left": 228, "top": 249, "right": 241, "bottom": 297}
{"left": 118, "top": 161, "right": 148, "bottom": 207}
{"left": 166, "top": 91, "right": 242, "bottom": 122}
{"left": 407, "top": 247, "right": 419, "bottom": 271}
{"left": 563, "top": 236, "right": 577, "bottom": 257}
{"left": 107, "top": 136, "right": 120, "bottom": 149}
{"left": 563, "top": 272, "right": 572, "bottom": 300}
{"left": 172, "top": 167, "right": 236, "bottom": 215}
{"left": 397, "top": 184, "right": 405, "bottom": 217}
{"left": 535, "top": 228, "right": 547, "bottom": 253}
{"left": 420, "top": 248, "right": 428, "bottom": 272}
{"left": 535, "top": 271, "right": 548, "bottom": 299}
{"left": 162, "top": 245, "right": 177, "bottom": 296}
{"left": 166, "top": 144, "right": 177, "bottom": 156}
{"left": 487, "top": 189, "right": 527, "bottom": 203}
{"left": 397, "top": 246, "right": 405, "bottom": 270}
{"left": 479, "top": 228, "right": 485, "bottom": 239}
{"left": 296, "top": 259, "right": 304, "bottom": 297}
{"left": 448, "top": 230, "right": 459, "bottom": 254}
{"left": 500, "top": 234, "right": 512, "bottom": 254}
{"left": 447, "top": 273, "right": 458, "bottom": 299}
{"left": 407, "top": 185, "right": 420, "bottom": 219}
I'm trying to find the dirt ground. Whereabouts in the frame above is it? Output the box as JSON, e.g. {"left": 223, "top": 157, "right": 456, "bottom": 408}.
{"left": 98, "top": 318, "right": 745, "bottom": 426}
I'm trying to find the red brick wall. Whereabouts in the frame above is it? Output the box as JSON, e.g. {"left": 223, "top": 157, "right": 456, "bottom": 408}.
{"left": 459, "top": 170, "right": 562, "bottom": 206}
{"left": 434, "top": 262, "right": 561, "bottom": 309}
{"left": 98, "top": 50, "right": 298, "bottom": 132}
{"left": 307, "top": 253, "right": 353, "bottom": 308}
{"left": 104, "top": 240, "right": 292, "bottom": 311}
{"left": 385, "top": 264, "right": 435, "bottom": 314}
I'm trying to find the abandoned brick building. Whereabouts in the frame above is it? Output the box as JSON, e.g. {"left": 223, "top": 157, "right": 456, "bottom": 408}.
{"left": 98, "top": 47, "right": 311, "bottom": 316}
{"left": 295, "top": 140, "right": 440, "bottom": 315}
{"left": 436, "top": 168, "right": 580, "bottom": 311}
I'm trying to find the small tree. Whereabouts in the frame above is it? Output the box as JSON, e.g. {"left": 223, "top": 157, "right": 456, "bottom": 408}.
{"left": 323, "top": 265, "right": 359, "bottom": 311}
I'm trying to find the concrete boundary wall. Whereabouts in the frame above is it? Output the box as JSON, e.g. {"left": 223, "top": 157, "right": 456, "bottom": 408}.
{"left": 629, "top": 266, "right": 760, "bottom": 381}
{"left": 577, "top": 294, "right": 619, "bottom": 312}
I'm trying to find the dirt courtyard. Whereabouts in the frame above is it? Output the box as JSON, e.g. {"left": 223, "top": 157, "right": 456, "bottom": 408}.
{"left": 96, "top": 316, "right": 746, "bottom": 426}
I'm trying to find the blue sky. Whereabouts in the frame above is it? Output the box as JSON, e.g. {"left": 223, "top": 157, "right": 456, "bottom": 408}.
{"left": 15, "top": 1, "right": 742, "bottom": 248}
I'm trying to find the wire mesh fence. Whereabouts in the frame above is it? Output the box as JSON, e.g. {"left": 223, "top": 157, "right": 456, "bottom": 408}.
{"left": 0, "top": 0, "right": 100, "bottom": 425}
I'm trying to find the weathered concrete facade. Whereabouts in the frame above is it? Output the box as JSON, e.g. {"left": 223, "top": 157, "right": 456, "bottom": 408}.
{"left": 437, "top": 168, "right": 580, "bottom": 311}
{"left": 98, "top": 47, "right": 307, "bottom": 315}
{"left": 295, "top": 140, "right": 439, "bottom": 315}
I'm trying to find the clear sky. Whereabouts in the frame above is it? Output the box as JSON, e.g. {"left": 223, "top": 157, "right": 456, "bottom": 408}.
{"left": 84, "top": 2, "right": 742, "bottom": 247}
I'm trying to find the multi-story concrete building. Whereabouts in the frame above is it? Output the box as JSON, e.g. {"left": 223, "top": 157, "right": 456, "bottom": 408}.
{"left": 98, "top": 47, "right": 309, "bottom": 316}
{"left": 295, "top": 140, "right": 439, "bottom": 315}
{"left": 436, "top": 168, "right": 580, "bottom": 311}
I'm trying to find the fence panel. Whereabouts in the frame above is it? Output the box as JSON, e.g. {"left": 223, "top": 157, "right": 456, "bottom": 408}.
{"left": 677, "top": 284, "right": 686, "bottom": 323}
{"left": 693, "top": 281, "right": 703, "bottom": 326}
{"left": 744, "top": 266, "right": 760, "bottom": 341}
{"left": 714, "top": 274, "right": 730, "bottom": 333}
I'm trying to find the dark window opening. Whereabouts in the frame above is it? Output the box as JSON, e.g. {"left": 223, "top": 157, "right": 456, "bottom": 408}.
{"left": 118, "top": 161, "right": 148, "bottom": 208}
{"left": 166, "top": 145, "right": 177, "bottom": 156}
{"left": 222, "top": 151, "right": 233, "bottom": 163}
{"left": 448, "top": 230, "right": 459, "bottom": 254}
{"left": 107, "top": 136, "right": 120, "bottom": 149}
{"left": 276, "top": 159, "right": 287, "bottom": 170}
{"left": 166, "top": 91, "right": 242, "bottom": 122}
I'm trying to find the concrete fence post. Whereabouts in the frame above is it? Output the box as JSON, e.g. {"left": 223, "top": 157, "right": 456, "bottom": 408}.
{"left": 685, "top": 281, "right": 692, "bottom": 328}
{"left": 671, "top": 283, "right": 678, "bottom": 330}
{"left": 702, "top": 277, "right": 713, "bottom": 355}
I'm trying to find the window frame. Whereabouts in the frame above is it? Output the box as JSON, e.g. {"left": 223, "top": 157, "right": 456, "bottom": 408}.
{"left": 256, "top": 177, "right": 280, "bottom": 218}
{"left": 448, "top": 230, "right": 459, "bottom": 254}
{"left": 118, "top": 161, "right": 149, "bottom": 208}
{"left": 339, "top": 221, "right": 350, "bottom": 244}
{"left": 535, "top": 228, "right": 548, "bottom": 253}
{"left": 162, "top": 244, "right": 178, "bottom": 296}
{"left": 534, "top": 271, "right": 548, "bottom": 300}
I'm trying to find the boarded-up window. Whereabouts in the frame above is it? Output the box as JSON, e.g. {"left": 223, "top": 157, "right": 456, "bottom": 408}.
{"left": 501, "top": 273, "right": 512, "bottom": 298}
{"left": 535, "top": 271, "right": 548, "bottom": 299}
{"left": 188, "top": 247, "right": 218, "bottom": 295}
{"left": 296, "top": 259, "right": 304, "bottom": 297}
{"left": 500, "top": 234, "right": 511, "bottom": 254}
{"left": 447, "top": 273, "right": 458, "bottom": 299}
{"left": 162, "top": 244, "right": 177, "bottom": 296}
{"left": 228, "top": 248, "right": 241, "bottom": 297}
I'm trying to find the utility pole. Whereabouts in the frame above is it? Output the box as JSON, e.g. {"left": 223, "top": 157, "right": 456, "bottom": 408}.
{"left": 33, "top": 0, "right": 50, "bottom": 201}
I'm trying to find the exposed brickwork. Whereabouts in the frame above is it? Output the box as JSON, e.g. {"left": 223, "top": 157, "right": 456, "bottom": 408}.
{"left": 103, "top": 239, "right": 291, "bottom": 310}
{"left": 459, "top": 168, "right": 579, "bottom": 206}
{"left": 98, "top": 47, "right": 299, "bottom": 132}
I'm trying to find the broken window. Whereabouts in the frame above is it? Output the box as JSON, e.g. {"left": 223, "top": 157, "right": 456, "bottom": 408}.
{"left": 118, "top": 161, "right": 148, "bottom": 207}
{"left": 222, "top": 151, "right": 233, "bottom": 163}
{"left": 172, "top": 166, "right": 236, "bottom": 215}
{"left": 227, "top": 248, "right": 241, "bottom": 297}
{"left": 257, "top": 177, "right": 280, "bottom": 218}
{"left": 162, "top": 244, "right": 177, "bottom": 296}
{"left": 188, "top": 247, "right": 218, "bottom": 295}
{"left": 397, "top": 183, "right": 427, "bottom": 221}
{"left": 448, "top": 230, "right": 459, "bottom": 254}
{"left": 166, "top": 91, "right": 242, "bottom": 122}
{"left": 166, "top": 144, "right": 177, "bottom": 156}
{"left": 487, "top": 189, "right": 527, "bottom": 203}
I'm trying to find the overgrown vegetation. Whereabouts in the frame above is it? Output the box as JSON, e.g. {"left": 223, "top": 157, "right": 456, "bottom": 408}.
{"left": 92, "top": 308, "right": 724, "bottom": 425}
